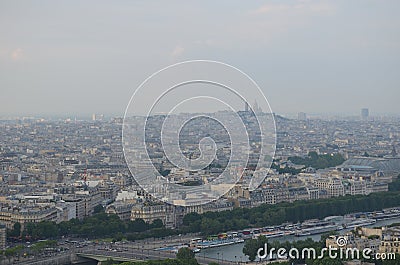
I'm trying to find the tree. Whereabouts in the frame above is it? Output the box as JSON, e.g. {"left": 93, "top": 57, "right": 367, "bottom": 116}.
{"left": 176, "top": 247, "right": 195, "bottom": 260}
{"left": 243, "top": 235, "right": 268, "bottom": 261}
{"left": 151, "top": 219, "right": 164, "bottom": 229}
{"left": 129, "top": 218, "right": 148, "bottom": 232}
{"left": 102, "top": 258, "right": 116, "bottom": 265}
{"left": 389, "top": 174, "right": 400, "bottom": 191}
{"left": 320, "top": 231, "right": 338, "bottom": 245}
{"left": 308, "top": 256, "right": 342, "bottom": 265}
{"left": 183, "top": 212, "right": 200, "bottom": 225}
{"left": 9, "top": 222, "right": 21, "bottom": 237}
{"left": 243, "top": 238, "right": 260, "bottom": 261}
{"left": 288, "top": 152, "right": 344, "bottom": 169}
{"left": 309, "top": 151, "right": 319, "bottom": 160}
{"left": 93, "top": 204, "right": 104, "bottom": 214}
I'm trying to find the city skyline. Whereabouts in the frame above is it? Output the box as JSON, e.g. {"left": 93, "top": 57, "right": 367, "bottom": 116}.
{"left": 1, "top": 1, "right": 400, "bottom": 264}
{"left": 1, "top": 0, "right": 399, "bottom": 116}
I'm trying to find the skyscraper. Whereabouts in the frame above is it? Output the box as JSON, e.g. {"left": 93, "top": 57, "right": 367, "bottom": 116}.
{"left": 298, "top": 112, "right": 307, "bottom": 121}
{"left": 361, "top": 108, "right": 369, "bottom": 120}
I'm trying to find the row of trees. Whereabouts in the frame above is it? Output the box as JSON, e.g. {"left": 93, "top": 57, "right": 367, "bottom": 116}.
{"left": 288, "top": 151, "right": 345, "bottom": 169}
{"left": 1, "top": 240, "right": 56, "bottom": 258}
{"left": 270, "top": 163, "right": 302, "bottom": 175}
{"left": 182, "top": 191, "right": 400, "bottom": 235}
{"left": 389, "top": 175, "right": 400, "bottom": 191}
{"left": 0, "top": 245, "right": 24, "bottom": 257}
{"left": 13, "top": 213, "right": 169, "bottom": 241}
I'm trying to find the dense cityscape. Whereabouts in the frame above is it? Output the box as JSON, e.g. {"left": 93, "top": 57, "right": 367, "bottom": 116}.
{"left": 1, "top": 107, "right": 400, "bottom": 265}
{"left": 2, "top": 1, "right": 399, "bottom": 264}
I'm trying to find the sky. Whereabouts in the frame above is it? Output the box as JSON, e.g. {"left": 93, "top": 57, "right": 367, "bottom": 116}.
{"left": 0, "top": 0, "right": 399, "bottom": 117}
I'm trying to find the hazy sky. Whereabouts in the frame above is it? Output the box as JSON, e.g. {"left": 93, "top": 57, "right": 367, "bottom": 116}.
{"left": 1, "top": 0, "right": 399, "bottom": 117}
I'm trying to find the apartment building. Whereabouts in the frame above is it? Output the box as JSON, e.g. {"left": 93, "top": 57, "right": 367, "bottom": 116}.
{"left": 0, "top": 205, "right": 57, "bottom": 229}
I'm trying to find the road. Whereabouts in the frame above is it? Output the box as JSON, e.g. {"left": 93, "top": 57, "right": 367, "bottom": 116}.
{"left": 77, "top": 246, "right": 239, "bottom": 265}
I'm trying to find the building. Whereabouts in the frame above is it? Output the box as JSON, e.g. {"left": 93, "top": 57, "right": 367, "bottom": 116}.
{"left": 106, "top": 202, "right": 134, "bottom": 221}
{"left": 62, "top": 197, "right": 86, "bottom": 220}
{"left": 75, "top": 188, "right": 103, "bottom": 217}
{"left": 344, "top": 179, "right": 367, "bottom": 195}
{"left": 298, "top": 112, "right": 307, "bottom": 121}
{"left": 307, "top": 187, "right": 319, "bottom": 200}
{"left": 98, "top": 180, "right": 119, "bottom": 201}
{"left": 131, "top": 203, "right": 166, "bottom": 224}
{"left": 361, "top": 108, "right": 369, "bottom": 120}
{"left": 92, "top": 113, "right": 104, "bottom": 121}
{"left": 0, "top": 225, "right": 6, "bottom": 249}
{"left": 0, "top": 205, "right": 58, "bottom": 230}
{"left": 380, "top": 226, "right": 400, "bottom": 254}
{"left": 327, "top": 232, "right": 380, "bottom": 255}
{"left": 314, "top": 178, "right": 345, "bottom": 197}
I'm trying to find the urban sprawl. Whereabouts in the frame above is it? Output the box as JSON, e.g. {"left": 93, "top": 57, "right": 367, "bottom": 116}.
{"left": 1, "top": 108, "right": 400, "bottom": 264}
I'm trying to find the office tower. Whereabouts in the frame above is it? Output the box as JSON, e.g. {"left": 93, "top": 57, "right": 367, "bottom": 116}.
{"left": 298, "top": 112, "right": 307, "bottom": 121}
{"left": 361, "top": 108, "right": 369, "bottom": 120}
{"left": 92, "top": 114, "right": 104, "bottom": 121}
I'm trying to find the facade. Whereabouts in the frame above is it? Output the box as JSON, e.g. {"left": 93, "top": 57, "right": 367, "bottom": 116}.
{"left": 62, "top": 197, "right": 86, "bottom": 220}
{"left": 131, "top": 203, "right": 166, "bottom": 224}
{"left": 0, "top": 205, "right": 58, "bottom": 230}
{"left": 380, "top": 227, "right": 400, "bottom": 254}
{"left": 106, "top": 202, "right": 134, "bottom": 221}
{"left": 307, "top": 187, "right": 320, "bottom": 200}
{"left": 327, "top": 233, "right": 380, "bottom": 254}
{"left": 0, "top": 225, "right": 6, "bottom": 250}
{"left": 314, "top": 178, "right": 345, "bottom": 197}
{"left": 344, "top": 180, "right": 367, "bottom": 195}
{"left": 298, "top": 112, "right": 307, "bottom": 121}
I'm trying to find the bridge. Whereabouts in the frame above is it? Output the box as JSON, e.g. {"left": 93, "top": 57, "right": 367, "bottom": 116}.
{"left": 76, "top": 246, "right": 239, "bottom": 265}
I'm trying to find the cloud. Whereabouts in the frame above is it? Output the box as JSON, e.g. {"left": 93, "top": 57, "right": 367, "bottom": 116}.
{"left": 252, "top": 4, "right": 292, "bottom": 15}
{"left": 251, "top": 1, "right": 335, "bottom": 16}
{"left": 170, "top": 45, "right": 185, "bottom": 59}
{"left": 10, "top": 48, "right": 23, "bottom": 60}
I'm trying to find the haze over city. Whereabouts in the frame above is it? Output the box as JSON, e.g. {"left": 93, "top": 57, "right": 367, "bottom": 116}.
{"left": 1, "top": 0, "right": 399, "bottom": 117}
{"left": 2, "top": 1, "right": 400, "bottom": 264}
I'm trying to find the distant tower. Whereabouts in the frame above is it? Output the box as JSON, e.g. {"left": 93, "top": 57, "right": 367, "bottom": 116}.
{"left": 361, "top": 108, "right": 369, "bottom": 120}
{"left": 92, "top": 114, "right": 104, "bottom": 121}
{"left": 391, "top": 145, "right": 398, "bottom": 157}
{"left": 298, "top": 112, "right": 307, "bottom": 121}
{"left": 253, "top": 100, "right": 262, "bottom": 114}
{"left": 244, "top": 101, "right": 249, "bottom": 112}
